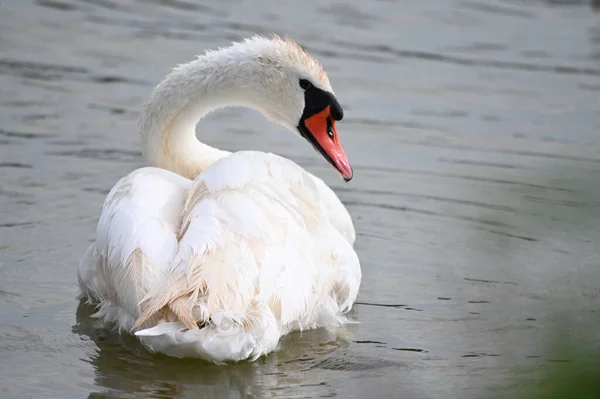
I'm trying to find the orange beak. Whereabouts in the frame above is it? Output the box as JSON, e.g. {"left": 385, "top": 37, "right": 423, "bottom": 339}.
{"left": 301, "top": 106, "right": 353, "bottom": 181}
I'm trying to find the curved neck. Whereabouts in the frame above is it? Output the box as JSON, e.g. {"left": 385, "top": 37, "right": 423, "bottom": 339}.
{"left": 138, "top": 53, "right": 267, "bottom": 180}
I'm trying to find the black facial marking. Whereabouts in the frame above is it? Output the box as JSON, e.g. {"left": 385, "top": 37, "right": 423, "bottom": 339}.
{"left": 298, "top": 79, "right": 344, "bottom": 122}
{"left": 297, "top": 79, "right": 347, "bottom": 179}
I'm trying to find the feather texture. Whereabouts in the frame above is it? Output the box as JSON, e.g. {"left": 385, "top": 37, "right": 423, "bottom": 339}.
{"left": 79, "top": 153, "right": 360, "bottom": 362}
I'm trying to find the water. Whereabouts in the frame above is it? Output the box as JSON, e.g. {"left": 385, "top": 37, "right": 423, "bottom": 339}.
{"left": 1, "top": 0, "right": 600, "bottom": 397}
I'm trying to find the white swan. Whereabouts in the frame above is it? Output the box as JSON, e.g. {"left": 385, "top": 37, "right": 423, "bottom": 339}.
{"left": 77, "top": 35, "right": 361, "bottom": 363}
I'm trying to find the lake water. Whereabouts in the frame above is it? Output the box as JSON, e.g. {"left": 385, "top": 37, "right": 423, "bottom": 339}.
{"left": 1, "top": 0, "right": 600, "bottom": 398}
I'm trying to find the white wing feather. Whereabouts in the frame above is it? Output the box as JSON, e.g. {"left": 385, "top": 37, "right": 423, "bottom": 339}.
{"left": 78, "top": 167, "right": 191, "bottom": 330}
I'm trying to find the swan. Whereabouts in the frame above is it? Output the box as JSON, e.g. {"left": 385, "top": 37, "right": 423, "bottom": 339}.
{"left": 77, "top": 35, "right": 361, "bottom": 363}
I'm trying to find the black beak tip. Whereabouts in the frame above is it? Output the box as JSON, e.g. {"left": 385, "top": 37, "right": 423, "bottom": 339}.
{"left": 342, "top": 167, "right": 353, "bottom": 182}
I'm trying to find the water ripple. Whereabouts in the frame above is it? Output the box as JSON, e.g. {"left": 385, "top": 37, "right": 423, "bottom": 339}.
{"left": 332, "top": 39, "right": 600, "bottom": 76}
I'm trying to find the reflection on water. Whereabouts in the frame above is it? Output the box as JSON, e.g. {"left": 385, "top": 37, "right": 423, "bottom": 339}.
{"left": 74, "top": 300, "right": 386, "bottom": 399}
{"left": 1, "top": 0, "right": 600, "bottom": 398}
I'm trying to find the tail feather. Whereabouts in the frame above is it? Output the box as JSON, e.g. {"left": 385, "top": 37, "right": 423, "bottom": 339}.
{"left": 134, "top": 253, "right": 212, "bottom": 329}
{"left": 167, "top": 296, "right": 198, "bottom": 329}
{"left": 133, "top": 271, "right": 192, "bottom": 328}
{"left": 134, "top": 291, "right": 197, "bottom": 330}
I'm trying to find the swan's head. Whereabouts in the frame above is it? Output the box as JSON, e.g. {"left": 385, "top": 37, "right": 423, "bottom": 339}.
{"left": 233, "top": 35, "right": 353, "bottom": 181}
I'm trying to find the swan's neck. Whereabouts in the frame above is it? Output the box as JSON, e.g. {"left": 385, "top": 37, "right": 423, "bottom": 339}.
{"left": 138, "top": 51, "right": 268, "bottom": 179}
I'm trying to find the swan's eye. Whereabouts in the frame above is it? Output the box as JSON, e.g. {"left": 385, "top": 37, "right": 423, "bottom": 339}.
{"left": 299, "top": 79, "right": 313, "bottom": 90}
{"left": 327, "top": 117, "right": 334, "bottom": 138}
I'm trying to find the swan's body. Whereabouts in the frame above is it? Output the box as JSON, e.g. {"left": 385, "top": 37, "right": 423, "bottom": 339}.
{"left": 78, "top": 35, "right": 361, "bottom": 363}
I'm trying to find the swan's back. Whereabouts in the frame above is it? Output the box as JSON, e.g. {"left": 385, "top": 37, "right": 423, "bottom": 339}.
{"left": 133, "top": 151, "right": 361, "bottom": 361}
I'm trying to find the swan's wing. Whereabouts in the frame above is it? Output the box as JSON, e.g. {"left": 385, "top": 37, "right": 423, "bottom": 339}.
{"left": 135, "top": 152, "right": 361, "bottom": 332}
{"left": 78, "top": 167, "right": 191, "bottom": 330}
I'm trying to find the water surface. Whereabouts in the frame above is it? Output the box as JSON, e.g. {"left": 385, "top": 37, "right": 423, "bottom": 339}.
{"left": 1, "top": 0, "right": 600, "bottom": 398}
